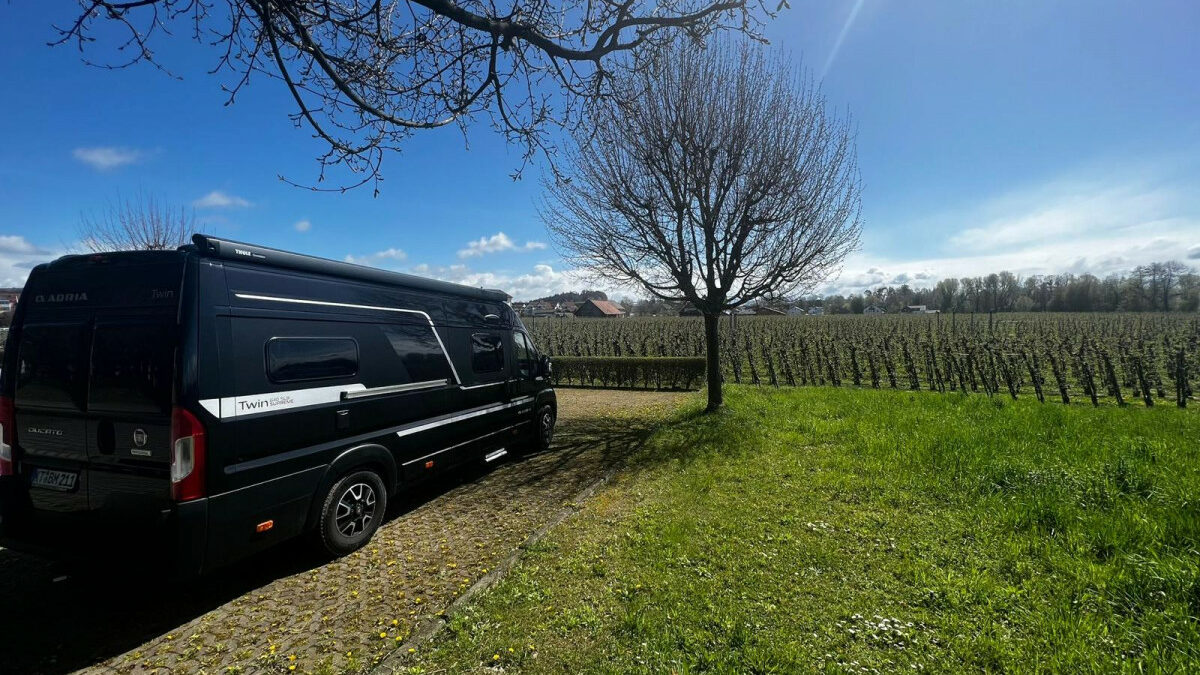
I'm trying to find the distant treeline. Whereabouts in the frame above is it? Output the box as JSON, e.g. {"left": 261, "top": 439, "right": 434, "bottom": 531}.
{"left": 813, "top": 261, "right": 1199, "bottom": 314}
{"left": 613, "top": 260, "right": 1199, "bottom": 315}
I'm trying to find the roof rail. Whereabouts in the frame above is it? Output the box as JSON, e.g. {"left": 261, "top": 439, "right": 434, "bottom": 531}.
{"left": 191, "top": 234, "right": 509, "bottom": 302}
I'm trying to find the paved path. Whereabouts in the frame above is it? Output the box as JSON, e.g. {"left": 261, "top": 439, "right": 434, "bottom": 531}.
{"left": 0, "top": 390, "right": 689, "bottom": 675}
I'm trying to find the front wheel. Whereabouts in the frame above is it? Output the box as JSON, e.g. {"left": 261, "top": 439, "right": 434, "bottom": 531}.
{"left": 316, "top": 469, "right": 388, "bottom": 556}
{"left": 533, "top": 404, "right": 556, "bottom": 452}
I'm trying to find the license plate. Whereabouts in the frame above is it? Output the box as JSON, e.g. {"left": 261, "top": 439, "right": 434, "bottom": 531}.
{"left": 30, "top": 468, "right": 79, "bottom": 492}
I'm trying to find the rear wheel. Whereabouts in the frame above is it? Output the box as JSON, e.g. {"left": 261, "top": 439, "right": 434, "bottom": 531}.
{"left": 316, "top": 469, "right": 387, "bottom": 556}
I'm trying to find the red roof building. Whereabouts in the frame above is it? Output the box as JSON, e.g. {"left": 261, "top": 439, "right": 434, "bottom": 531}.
{"left": 574, "top": 299, "right": 626, "bottom": 318}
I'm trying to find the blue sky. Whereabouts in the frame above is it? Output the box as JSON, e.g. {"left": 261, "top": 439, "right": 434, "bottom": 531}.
{"left": 1, "top": 1, "right": 1197, "bottom": 299}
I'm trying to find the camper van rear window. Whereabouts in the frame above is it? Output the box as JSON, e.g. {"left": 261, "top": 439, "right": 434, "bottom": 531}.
{"left": 470, "top": 333, "right": 504, "bottom": 373}
{"left": 267, "top": 338, "right": 359, "bottom": 383}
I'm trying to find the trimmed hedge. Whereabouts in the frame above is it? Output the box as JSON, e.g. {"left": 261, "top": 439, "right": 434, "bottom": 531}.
{"left": 550, "top": 356, "right": 706, "bottom": 390}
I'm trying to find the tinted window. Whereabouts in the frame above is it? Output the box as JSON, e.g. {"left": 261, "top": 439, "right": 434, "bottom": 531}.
{"left": 513, "top": 331, "right": 533, "bottom": 378}
{"left": 380, "top": 324, "right": 453, "bottom": 383}
{"left": 15, "top": 323, "right": 89, "bottom": 411}
{"left": 267, "top": 338, "right": 358, "bottom": 383}
{"left": 471, "top": 333, "right": 504, "bottom": 373}
{"left": 89, "top": 322, "right": 176, "bottom": 414}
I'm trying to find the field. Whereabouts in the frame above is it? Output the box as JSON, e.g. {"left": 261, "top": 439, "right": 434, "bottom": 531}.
{"left": 406, "top": 385, "right": 1200, "bottom": 673}
{"left": 528, "top": 313, "right": 1198, "bottom": 406}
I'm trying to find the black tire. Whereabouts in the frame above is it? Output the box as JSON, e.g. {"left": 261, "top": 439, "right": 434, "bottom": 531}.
{"left": 316, "top": 469, "right": 387, "bottom": 556}
{"left": 533, "top": 404, "right": 556, "bottom": 452}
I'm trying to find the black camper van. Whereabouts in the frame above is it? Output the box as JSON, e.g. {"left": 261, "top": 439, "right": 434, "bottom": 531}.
{"left": 0, "top": 235, "right": 556, "bottom": 574}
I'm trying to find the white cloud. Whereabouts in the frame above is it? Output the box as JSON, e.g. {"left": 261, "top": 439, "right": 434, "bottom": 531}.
{"left": 193, "top": 191, "right": 252, "bottom": 209}
{"left": 344, "top": 247, "right": 408, "bottom": 266}
{"left": 457, "top": 232, "right": 547, "bottom": 258}
{"left": 815, "top": 157, "right": 1200, "bottom": 296}
{"left": 0, "top": 235, "right": 58, "bottom": 287}
{"left": 406, "top": 261, "right": 590, "bottom": 300}
{"left": 294, "top": 219, "right": 312, "bottom": 233}
{"left": 73, "top": 146, "right": 143, "bottom": 170}
{"left": 948, "top": 182, "right": 1177, "bottom": 253}
{"left": 0, "top": 235, "right": 43, "bottom": 256}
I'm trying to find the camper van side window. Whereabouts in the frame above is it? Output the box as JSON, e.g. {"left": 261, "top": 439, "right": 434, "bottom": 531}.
{"left": 267, "top": 338, "right": 359, "bottom": 383}
{"left": 513, "top": 331, "right": 533, "bottom": 378}
{"left": 470, "top": 333, "right": 504, "bottom": 373}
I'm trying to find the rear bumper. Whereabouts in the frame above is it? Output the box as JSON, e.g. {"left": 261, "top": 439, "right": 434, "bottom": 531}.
{"left": 0, "top": 476, "right": 209, "bottom": 576}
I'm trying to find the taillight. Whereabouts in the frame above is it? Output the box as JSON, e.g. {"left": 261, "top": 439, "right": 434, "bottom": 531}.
{"left": 0, "top": 395, "right": 13, "bottom": 476}
{"left": 170, "top": 406, "right": 206, "bottom": 501}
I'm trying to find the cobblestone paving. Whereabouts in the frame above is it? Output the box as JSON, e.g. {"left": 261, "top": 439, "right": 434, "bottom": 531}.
{"left": 0, "top": 390, "right": 690, "bottom": 675}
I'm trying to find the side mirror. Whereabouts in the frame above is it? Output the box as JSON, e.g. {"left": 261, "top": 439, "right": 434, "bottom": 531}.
{"left": 540, "top": 355, "right": 552, "bottom": 378}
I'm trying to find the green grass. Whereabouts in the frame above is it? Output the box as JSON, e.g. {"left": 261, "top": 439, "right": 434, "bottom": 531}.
{"left": 406, "top": 387, "right": 1200, "bottom": 673}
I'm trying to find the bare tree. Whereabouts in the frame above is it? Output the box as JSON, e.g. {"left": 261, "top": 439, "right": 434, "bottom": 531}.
{"left": 78, "top": 192, "right": 196, "bottom": 252}
{"left": 1156, "top": 261, "right": 1190, "bottom": 311}
{"left": 543, "top": 40, "right": 862, "bottom": 410}
{"left": 53, "top": 0, "right": 780, "bottom": 191}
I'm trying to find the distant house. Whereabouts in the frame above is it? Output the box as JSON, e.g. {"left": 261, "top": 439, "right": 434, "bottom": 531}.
{"left": 754, "top": 306, "right": 786, "bottom": 316}
{"left": 679, "top": 305, "right": 702, "bottom": 317}
{"left": 786, "top": 306, "right": 806, "bottom": 316}
{"left": 0, "top": 288, "right": 20, "bottom": 312}
{"left": 901, "top": 305, "right": 927, "bottom": 314}
{"left": 523, "top": 301, "right": 556, "bottom": 317}
{"left": 863, "top": 305, "right": 885, "bottom": 315}
{"left": 807, "top": 307, "right": 824, "bottom": 316}
{"left": 555, "top": 301, "right": 578, "bottom": 316}
{"left": 575, "top": 299, "right": 626, "bottom": 318}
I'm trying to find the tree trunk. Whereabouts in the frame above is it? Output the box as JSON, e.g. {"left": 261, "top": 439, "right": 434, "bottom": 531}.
{"left": 704, "top": 313, "right": 724, "bottom": 411}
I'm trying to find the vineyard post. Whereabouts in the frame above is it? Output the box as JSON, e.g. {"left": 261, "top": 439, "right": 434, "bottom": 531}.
{"left": 1099, "top": 350, "right": 1125, "bottom": 407}
{"left": 1134, "top": 357, "right": 1153, "bottom": 407}
{"left": 1176, "top": 348, "right": 1187, "bottom": 408}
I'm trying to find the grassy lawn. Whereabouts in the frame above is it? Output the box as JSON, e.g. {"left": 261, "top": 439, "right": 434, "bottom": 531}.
{"left": 404, "top": 386, "right": 1200, "bottom": 673}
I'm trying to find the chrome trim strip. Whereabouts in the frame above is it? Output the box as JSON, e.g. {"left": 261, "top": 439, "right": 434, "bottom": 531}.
{"left": 459, "top": 381, "right": 503, "bottom": 390}
{"left": 395, "top": 396, "right": 534, "bottom": 440}
{"left": 341, "top": 379, "right": 448, "bottom": 399}
{"left": 401, "top": 421, "right": 528, "bottom": 467}
{"left": 233, "top": 293, "right": 462, "bottom": 384}
{"left": 484, "top": 448, "right": 508, "bottom": 462}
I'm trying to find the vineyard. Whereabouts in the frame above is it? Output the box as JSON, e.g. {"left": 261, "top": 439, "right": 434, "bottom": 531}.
{"left": 527, "top": 313, "right": 1199, "bottom": 407}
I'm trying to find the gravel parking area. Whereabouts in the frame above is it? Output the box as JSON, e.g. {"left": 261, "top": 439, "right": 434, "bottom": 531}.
{"left": 0, "top": 389, "right": 691, "bottom": 675}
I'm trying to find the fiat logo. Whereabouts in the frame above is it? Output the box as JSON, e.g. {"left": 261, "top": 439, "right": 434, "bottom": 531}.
{"left": 132, "top": 429, "right": 148, "bottom": 448}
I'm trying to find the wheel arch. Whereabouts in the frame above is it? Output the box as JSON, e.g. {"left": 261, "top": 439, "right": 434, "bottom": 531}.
{"left": 535, "top": 387, "right": 557, "bottom": 415}
{"left": 306, "top": 443, "right": 397, "bottom": 531}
